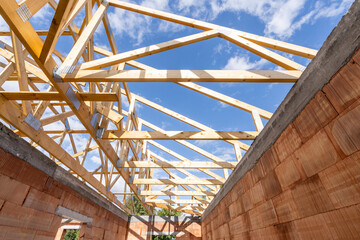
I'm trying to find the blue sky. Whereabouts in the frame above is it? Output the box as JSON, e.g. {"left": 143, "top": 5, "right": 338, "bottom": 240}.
{"left": 0, "top": 0, "right": 354, "bottom": 202}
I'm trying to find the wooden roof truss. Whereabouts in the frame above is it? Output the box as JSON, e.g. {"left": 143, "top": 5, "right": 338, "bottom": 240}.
{"left": 0, "top": 0, "right": 317, "bottom": 216}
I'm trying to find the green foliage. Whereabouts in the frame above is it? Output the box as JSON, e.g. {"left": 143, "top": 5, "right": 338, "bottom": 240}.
{"left": 64, "top": 229, "right": 79, "bottom": 240}
{"left": 126, "top": 196, "right": 149, "bottom": 215}
{"left": 151, "top": 208, "right": 182, "bottom": 239}
{"left": 152, "top": 235, "right": 176, "bottom": 240}
{"left": 125, "top": 196, "right": 182, "bottom": 217}
{"left": 155, "top": 208, "right": 182, "bottom": 217}
{"left": 126, "top": 195, "right": 182, "bottom": 239}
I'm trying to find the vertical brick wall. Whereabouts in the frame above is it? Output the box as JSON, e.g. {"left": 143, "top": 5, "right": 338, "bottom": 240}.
{"left": 201, "top": 50, "right": 360, "bottom": 239}
{"left": 0, "top": 143, "right": 128, "bottom": 240}
{"left": 127, "top": 216, "right": 201, "bottom": 240}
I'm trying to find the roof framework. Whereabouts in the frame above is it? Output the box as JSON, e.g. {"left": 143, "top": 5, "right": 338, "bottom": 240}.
{"left": 0, "top": 0, "right": 317, "bottom": 216}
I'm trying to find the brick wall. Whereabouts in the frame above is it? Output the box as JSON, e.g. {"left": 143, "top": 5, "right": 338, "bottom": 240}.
{"left": 0, "top": 122, "right": 202, "bottom": 240}
{"left": 201, "top": 50, "right": 360, "bottom": 239}
{"left": 127, "top": 216, "right": 201, "bottom": 240}
{"left": 0, "top": 139, "right": 128, "bottom": 240}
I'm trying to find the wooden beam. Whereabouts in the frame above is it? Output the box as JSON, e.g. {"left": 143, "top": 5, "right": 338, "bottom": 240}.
{"left": 0, "top": 63, "right": 15, "bottom": 86}
{"left": 108, "top": 0, "right": 317, "bottom": 58}
{"left": 146, "top": 202, "right": 201, "bottom": 216}
{"left": 39, "top": 0, "right": 75, "bottom": 63}
{"left": 121, "top": 160, "right": 237, "bottom": 169}
{"left": 133, "top": 178, "right": 225, "bottom": 185}
{"left": 145, "top": 199, "right": 210, "bottom": 205}
{"left": 0, "top": 30, "right": 72, "bottom": 36}
{"left": 0, "top": 41, "right": 50, "bottom": 83}
{"left": 185, "top": 81, "right": 273, "bottom": 118}
{"left": 0, "top": 91, "right": 118, "bottom": 101}
{"left": 102, "top": 130, "right": 258, "bottom": 140}
{"left": 0, "top": 0, "right": 150, "bottom": 214}
{"left": 85, "top": 0, "right": 94, "bottom": 61}
{"left": 101, "top": 107, "right": 229, "bottom": 182}
{"left": 140, "top": 191, "right": 216, "bottom": 196}
{"left": 40, "top": 110, "right": 74, "bottom": 126}
{"left": 61, "top": 69, "right": 301, "bottom": 82}
{"left": 10, "top": 31, "right": 32, "bottom": 115}
{"left": 100, "top": 106, "right": 233, "bottom": 171}
{"left": 117, "top": 90, "right": 250, "bottom": 150}
{"left": 78, "top": 30, "right": 219, "bottom": 70}
{"left": 125, "top": 60, "right": 273, "bottom": 119}
{"left": 149, "top": 150, "right": 220, "bottom": 191}
{"left": 59, "top": 0, "right": 88, "bottom": 37}
{"left": 19, "top": 0, "right": 50, "bottom": 17}
{"left": 251, "top": 109, "right": 264, "bottom": 132}
{"left": 96, "top": 102, "right": 123, "bottom": 124}
{"left": 0, "top": 95, "right": 130, "bottom": 214}
{"left": 58, "top": 1, "right": 109, "bottom": 72}
{"left": 220, "top": 32, "right": 304, "bottom": 71}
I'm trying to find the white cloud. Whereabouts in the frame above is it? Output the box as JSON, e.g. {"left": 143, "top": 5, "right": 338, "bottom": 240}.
{"left": 268, "top": 82, "right": 279, "bottom": 90}
{"left": 0, "top": 16, "right": 11, "bottom": 46}
{"left": 272, "top": 0, "right": 354, "bottom": 39}
{"left": 160, "top": 121, "right": 171, "bottom": 130}
{"left": 111, "top": 177, "right": 126, "bottom": 193}
{"left": 214, "top": 42, "right": 232, "bottom": 55}
{"left": 68, "top": 115, "right": 86, "bottom": 130}
{"left": 107, "top": 0, "right": 352, "bottom": 44}
{"left": 121, "top": 94, "right": 143, "bottom": 113}
{"left": 108, "top": 8, "right": 152, "bottom": 44}
{"left": 158, "top": 21, "right": 185, "bottom": 32}
{"left": 212, "top": 145, "right": 236, "bottom": 161}
{"left": 313, "top": 0, "right": 353, "bottom": 19}
{"left": 217, "top": 101, "right": 229, "bottom": 109}
{"left": 121, "top": 95, "right": 130, "bottom": 108}
{"left": 193, "top": 140, "right": 236, "bottom": 161}
{"left": 90, "top": 155, "right": 102, "bottom": 165}
{"left": 193, "top": 140, "right": 216, "bottom": 147}
{"left": 141, "top": 0, "right": 169, "bottom": 11}
{"left": 1, "top": 81, "right": 19, "bottom": 91}
{"left": 210, "top": 0, "right": 351, "bottom": 39}
{"left": 71, "top": 134, "right": 91, "bottom": 152}
{"left": 223, "top": 55, "right": 268, "bottom": 70}
{"left": 264, "top": 0, "right": 307, "bottom": 39}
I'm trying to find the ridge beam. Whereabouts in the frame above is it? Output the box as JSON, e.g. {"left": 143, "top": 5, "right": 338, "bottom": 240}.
{"left": 60, "top": 69, "right": 302, "bottom": 83}
{"left": 102, "top": 130, "right": 259, "bottom": 140}
{"left": 145, "top": 199, "right": 210, "bottom": 205}
{"left": 120, "top": 160, "right": 237, "bottom": 169}
{"left": 133, "top": 178, "right": 225, "bottom": 185}
{"left": 140, "top": 191, "right": 217, "bottom": 196}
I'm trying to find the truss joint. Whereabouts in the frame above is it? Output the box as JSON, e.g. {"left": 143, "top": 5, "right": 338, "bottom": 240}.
{"left": 16, "top": 4, "right": 32, "bottom": 22}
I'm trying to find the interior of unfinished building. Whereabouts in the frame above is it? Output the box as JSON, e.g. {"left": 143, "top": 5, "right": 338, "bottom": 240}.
{"left": 0, "top": 0, "right": 359, "bottom": 239}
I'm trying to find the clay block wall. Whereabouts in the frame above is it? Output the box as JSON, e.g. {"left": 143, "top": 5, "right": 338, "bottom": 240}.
{"left": 127, "top": 216, "right": 201, "bottom": 240}
{"left": 0, "top": 122, "right": 202, "bottom": 240}
{"left": 0, "top": 125, "right": 128, "bottom": 240}
{"left": 201, "top": 2, "right": 360, "bottom": 239}
{"left": 202, "top": 53, "right": 360, "bottom": 239}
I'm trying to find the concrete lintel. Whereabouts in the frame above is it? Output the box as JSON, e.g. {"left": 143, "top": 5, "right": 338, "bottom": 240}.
{"left": 55, "top": 206, "right": 93, "bottom": 225}
{"left": 61, "top": 225, "right": 82, "bottom": 230}
{"left": 202, "top": 0, "right": 360, "bottom": 220}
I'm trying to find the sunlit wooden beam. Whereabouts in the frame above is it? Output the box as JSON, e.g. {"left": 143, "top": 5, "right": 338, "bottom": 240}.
{"left": 60, "top": 69, "right": 301, "bottom": 83}
{"left": 102, "top": 130, "right": 259, "bottom": 140}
